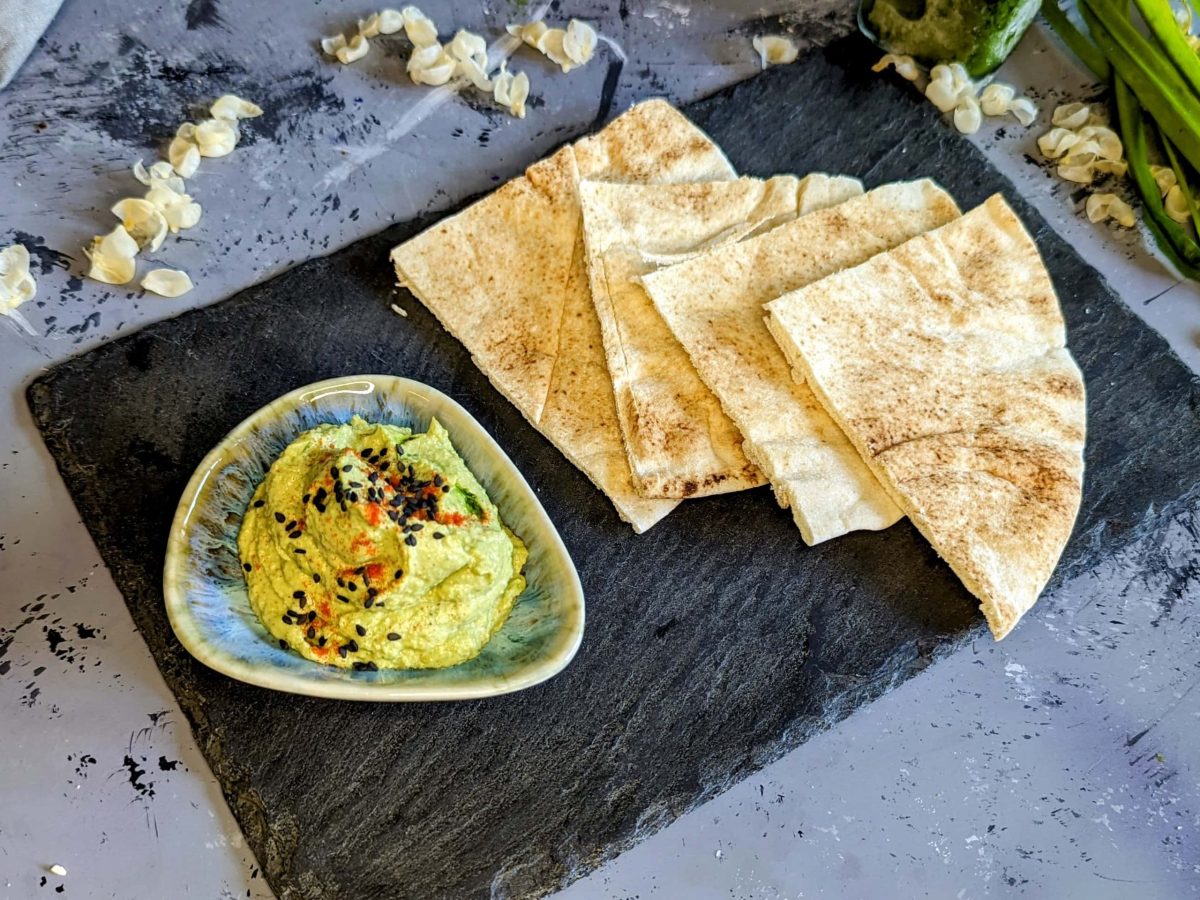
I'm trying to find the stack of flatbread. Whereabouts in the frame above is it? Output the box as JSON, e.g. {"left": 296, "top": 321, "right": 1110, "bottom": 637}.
{"left": 390, "top": 99, "right": 1086, "bottom": 640}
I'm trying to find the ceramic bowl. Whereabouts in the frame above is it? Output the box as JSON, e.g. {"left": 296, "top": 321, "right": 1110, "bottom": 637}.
{"left": 163, "top": 375, "right": 584, "bottom": 701}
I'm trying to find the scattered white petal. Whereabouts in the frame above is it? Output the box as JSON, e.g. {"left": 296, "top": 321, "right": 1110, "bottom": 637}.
{"left": 408, "top": 43, "right": 456, "bottom": 86}
{"left": 377, "top": 8, "right": 404, "bottom": 34}
{"left": 322, "top": 33, "right": 347, "bottom": 56}
{"left": 535, "top": 27, "right": 576, "bottom": 72}
{"left": 1, "top": 243, "right": 37, "bottom": 328}
{"left": 1008, "top": 97, "right": 1038, "bottom": 126}
{"left": 1165, "top": 185, "right": 1192, "bottom": 222}
{"left": 1085, "top": 192, "right": 1136, "bottom": 227}
{"left": 48, "top": 865, "right": 67, "bottom": 878}
{"left": 953, "top": 95, "right": 982, "bottom": 134}
{"left": 145, "top": 185, "right": 203, "bottom": 233}
{"left": 1051, "top": 102, "right": 1092, "bottom": 130}
{"left": 210, "top": 94, "right": 263, "bottom": 120}
{"left": 85, "top": 226, "right": 138, "bottom": 284}
{"left": 925, "top": 77, "right": 962, "bottom": 113}
{"left": 563, "top": 19, "right": 597, "bottom": 66}
{"left": 446, "top": 29, "right": 491, "bottom": 87}
{"left": 871, "top": 53, "right": 920, "bottom": 81}
{"left": 493, "top": 60, "right": 529, "bottom": 118}
{"left": 979, "top": 83, "right": 1015, "bottom": 117}
{"left": 133, "top": 159, "right": 152, "bottom": 185}
{"left": 112, "top": 198, "right": 169, "bottom": 252}
{"left": 1038, "top": 126, "right": 1082, "bottom": 160}
{"left": 390, "top": 303, "right": 408, "bottom": 317}
{"left": 752, "top": 35, "right": 798, "bottom": 69}
{"left": 1075, "top": 124, "right": 1122, "bottom": 161}
{"left": 1151, "top": 164, "right": 1177, "bottom": 197}
{"left": 168, "top": 135, "right": 200, "bottom": 177}
{"left": 194, "top": 118, "right": 239, "bottom": 157}
{"left": 358, "top": 13, "right": 382, "bottom": 38}
{"left": 142, "top": 268, "right": 194, "bottom": 297}
{"left": 336, "top": 33, "right": 370, "bottom": 64}
{"left": 402, "top": 6, "right": 439, "bottom": 47}
{"left": 1091, "top": 158, "right": 1128, "bottom": 177}
{"left": 1058, "top": 153, "right": 1097, "bottom": 184}
{"left": 508, "top": 21, "right": 549, "bottom": 47}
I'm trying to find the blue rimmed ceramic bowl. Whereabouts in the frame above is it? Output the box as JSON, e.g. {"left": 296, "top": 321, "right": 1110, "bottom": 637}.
{"left": 163, "top": 375, "right": 584, "bottom": 701}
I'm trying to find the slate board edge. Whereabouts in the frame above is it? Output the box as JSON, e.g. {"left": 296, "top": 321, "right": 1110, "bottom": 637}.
{"left": 23, "top": 38, "right": 1200, "bottom": 900}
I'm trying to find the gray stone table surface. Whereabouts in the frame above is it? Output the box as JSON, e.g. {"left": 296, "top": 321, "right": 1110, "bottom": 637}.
{"left": 0, "top": 2, "right": 1197, "bottom": 899}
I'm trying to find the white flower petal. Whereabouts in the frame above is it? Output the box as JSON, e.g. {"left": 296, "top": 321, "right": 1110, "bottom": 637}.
{"left": 924, "top": 78, "right": 962, "bottom": 113}
{"left": 508, "top": 21, "right": 548, "bottom": 47}
{"left": 563, "top": 19, "right": 597, "bottom": 66}
{"left": 0, "top": 243, "right": 36, "bottom": 316}
{"left": 1151, "top": 164, "right": 1177, "bottom": 197}
{"left": 535, "top": 28, "right": 576, "bottom": 72}
{"left": 408, "top": 44, "right": 455, "bottom": 85}
{"left": 194, "top": 118, "right": 239, "bottom": 157}
{"left": 1057, "top": 155, "right": 1097, "bottom": 184}
{"left": 752, "top": 35, "right": 798, "bottom": 69}
{"left": 1008, "top": 97, "right": 1038, "bottom": 127}
{"left": 322, "top": 33, "right": 347, "bottom": 56}
{"left": 456, "top": 57, "right": 493, "bottom": 90}
{"left": 493, "top": 61, "right": 529, "bottom": 118}
{"left": 1051, "top": 102, "right": 1092, "bottom": 130}
{"left": 1037, "top": 126, "right": 1081, "bottom": 160}
{"left": 336, "top": 33, "right": 370, "bottom": 64}
{"left": 169, "top": 136, "right": 200, "bottom": 177}
{"left": 133, "top": 159, "right": 152, "bottom": 185}
{"left": 446, "top": 29, "right": 487, "bottom": 67}
{"left": 97, "top": 224, "right": 139, "bottom": 259}
{"left": 871, "top": 53, "right": 919, "bottom": 81}
{"left": 141, "top": 268, "right": 194, "bottom": 297}
{"left": 1075, "top": 124, "right": 1122, "bottom": 161}
{"left": 210, "top": 94, "right": 263, "bottom": 121}
{"left": 112, "top": 198, "right": 169, "bottom": 252}
{"left": 979, "top": 83, "right": 1015, "bottom": 117}
{"left": 358, "top": 13, "right": 382, "bottom": 38}
{"left": 1165, "top": 185, "right": 1192, "bottom": 222}
{"left": 402, "top": 6, "right": 439, "bottom": 47}
{"left": 377, "top": 8, "right": 404, "bottom": 34}
{"left": 953, "top": 96, "right": 982, "bottom": 134}
{"left": 85, "top": 250, "right": 137, "bottom": 285}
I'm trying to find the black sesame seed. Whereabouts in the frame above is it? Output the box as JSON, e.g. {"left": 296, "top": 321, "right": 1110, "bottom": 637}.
{"left": 302, "top": 493, "right": 310, "bottom": 504}
{"left": 337, "top": 577, "right": 345, "bottom": 587}
{"left": 330, "top": 466, "right": 340, "bottom": 480}
{"left": 312, "top": 573, "right": 321, "bottom": 583}
{"left": 394, "top": 569, "right": 403, "bottom": 579}
{"left": 380, "top": 448, "right": 389, "bottom": 457}
{"left": 294, "top": 548, "right": 306, "bottom": 554}
{"left": 253, "top": 499, "right": 266, "bottom": 508}
{"left": 441, "top": 485, "right": 450, "bottom": 493}
{"left": 410, "top": 523, "right": 424, "bottom": 532}
{"left": 367, "top": 587, "right": 378, "bottom": 597}
{"left": 346, "top": 639, "right": 359, "bottom": 653}
{"left": 279, "top": 639, "right": 288, "bottom": 649}
{"left": 243, "top": 562, "right": 252, "bottom": 572}
{"left": 387, "top": 632, "right": 400, "bottom": 641}
{"left": 280, "top": 615, "right": 291, "bottom": 625}
{"left": 338, "top": 645, "right": 348, "bottom": 659}
{"left": 342, "top": 464, "right": 353, "bottom": 472}
{"left": 337, "top": 594, "right": 350, "bottom": 603}
{"left": 433, "top": 532, "right": 444, "bottom": 540}
{"left": 289, "top": 530, "right": 302, "bottom": 539}
{"left": 355, "top": 624, "right": 366, "bottom": 637}
{"left": 285, "top": 519, "right": 297, "bottom": 531}
{"left": 365, "top": 661, "right": 378, "bottom": 671}
{"left": 364, "top": 597, "right": 374, "bottom": 609}
{"left": 368, "top": 472, "right": 379, "bottom": 483}
{"left": 274, "top": 512, "right": 285, "bottom": 523}
{"left": 352, "top": 661, "right": 370, "bottom": 671}
{"left": 433, "top": 475, "right": 443, "bottom": 487}
{"left": 387, "top": 511, "right": 399, "bottom": 523}
{"left": 318, "top": 636, "right": 327, "bottom": 647}
{"left": 380, "top": 462, "right": 390, "bottom": 472}
{"left": 405, "top": 535, "right": 417, "bottom": 547}
{"left": 306, "top": 626, "right": 316, "bottom": 639}
{"left": 361, "top": 448, "right": 373, "bottom": 457}
{"left": 292, "top": 590, "right": 306, "bottom": 600}
{"left": 390, "top": 496, "right": 404, "bottom": 508}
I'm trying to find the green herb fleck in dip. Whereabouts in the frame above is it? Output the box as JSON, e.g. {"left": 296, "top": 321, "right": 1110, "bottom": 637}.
{"left": 238, "top": 416, "right": 527, "bottom": 670}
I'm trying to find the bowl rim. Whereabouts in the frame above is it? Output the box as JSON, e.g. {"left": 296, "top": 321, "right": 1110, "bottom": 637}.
{"left": 162, "top": 374, "right": 585, "bottom": 702}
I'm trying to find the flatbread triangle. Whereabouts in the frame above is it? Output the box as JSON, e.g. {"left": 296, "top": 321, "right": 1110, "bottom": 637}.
{"left": 765, "top": 194, "right": 1086, "bottom": 637}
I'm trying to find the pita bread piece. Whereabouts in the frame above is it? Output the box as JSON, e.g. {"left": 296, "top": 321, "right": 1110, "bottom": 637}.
{"left": 577, "top": 173, "right": 862, "bottom": 499}
{"left": 765, "top": 194, "right": 1085, "bottom": 638}
{"left": 642, "top": 179, "right": 959, "bottom": 544}
{"left": 391, "top": 99, "right": 735, "bottom": 532}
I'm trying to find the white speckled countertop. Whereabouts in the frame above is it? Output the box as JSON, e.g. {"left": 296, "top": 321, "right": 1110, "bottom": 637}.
{"left": 1, "top": 2, "right": 1197, "bottom": 897}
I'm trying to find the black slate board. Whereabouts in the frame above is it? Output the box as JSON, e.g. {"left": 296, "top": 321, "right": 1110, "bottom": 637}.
{"left": 27, "top": 36, "right": 1200, "bottom": 900}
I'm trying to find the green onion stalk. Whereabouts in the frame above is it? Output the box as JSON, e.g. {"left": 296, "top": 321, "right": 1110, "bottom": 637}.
{"left": 1043, "top": 0, "right": 1200, "bottom": 277}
